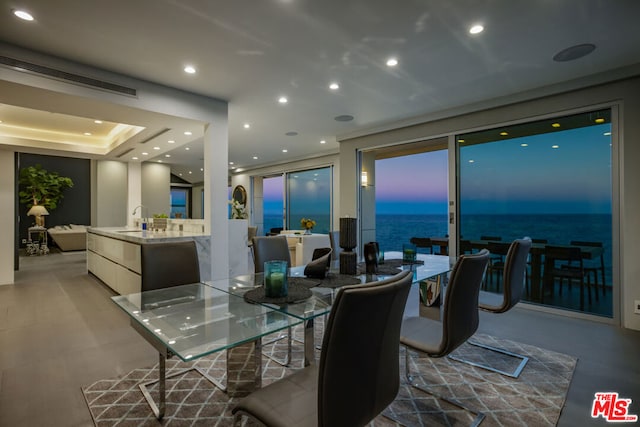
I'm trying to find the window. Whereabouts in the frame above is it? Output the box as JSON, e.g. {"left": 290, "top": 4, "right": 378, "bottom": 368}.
{"left": 170, "top": 188, "right": 189, "bottom": 218}
{"left": 457, "top": 109, "right": 613, "bottom": 317}
{"left": 286, "top": 167, "right": 332, "bottom": 233}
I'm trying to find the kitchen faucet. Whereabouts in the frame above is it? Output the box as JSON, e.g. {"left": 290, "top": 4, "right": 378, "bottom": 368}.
{"left": 132, "top": 205, "right": 148, "bottom": 227}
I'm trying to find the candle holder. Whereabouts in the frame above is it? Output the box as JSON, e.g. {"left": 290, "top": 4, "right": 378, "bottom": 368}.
{"left": 264, "top": 260, "right": 288, "bottom": 298}
{"left": 364, "top": 242, "right": 379, "bottom": 274}
{"left": 403, "top": 243, "right": 417, "bottom": 264}
{"left": 339, "top": 217, "right": 358, "bottom": 275}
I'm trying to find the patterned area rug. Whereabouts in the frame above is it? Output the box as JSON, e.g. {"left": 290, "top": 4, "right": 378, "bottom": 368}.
{"left": 82, "top": 328, "right": 576, "bottom": 426}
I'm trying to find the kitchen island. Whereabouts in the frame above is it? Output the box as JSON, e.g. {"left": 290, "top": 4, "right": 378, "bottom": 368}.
{"left": 87, "top": 227, "right": 211, "bottom": 295}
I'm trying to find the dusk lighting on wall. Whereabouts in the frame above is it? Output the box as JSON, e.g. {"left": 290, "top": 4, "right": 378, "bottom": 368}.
{"left": 361, "top": 171, "right": 368, "bottom": 187}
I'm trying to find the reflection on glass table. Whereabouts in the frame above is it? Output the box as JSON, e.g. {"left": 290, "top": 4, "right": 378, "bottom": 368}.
{"left": 207, "top": 253, "right": 452, "bottom": 367}
{"left": 111, "top": 283, "right": 301, "bottom": 419}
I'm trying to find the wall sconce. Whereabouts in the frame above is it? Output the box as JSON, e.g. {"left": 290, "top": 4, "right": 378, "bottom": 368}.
{"left": 361, "top": 171, "right": 368, "bottom": 187}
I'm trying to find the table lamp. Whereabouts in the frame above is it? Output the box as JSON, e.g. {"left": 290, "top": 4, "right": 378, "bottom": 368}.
{"left": 27, "top": 205, "right": 49, "bottom": 228}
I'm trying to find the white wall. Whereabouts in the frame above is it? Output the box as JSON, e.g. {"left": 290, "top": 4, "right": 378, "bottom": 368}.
{"left": 142, "top": 163, "right": 170, "bottom": 217}
{"left": 93, "top": 160, "right": 128, "bottom": 227}
{"left": 339, "top": 76, "right": 640, "bottom": 330}
{"left": 0, "top": 150, "right": 14, "bottom": 285}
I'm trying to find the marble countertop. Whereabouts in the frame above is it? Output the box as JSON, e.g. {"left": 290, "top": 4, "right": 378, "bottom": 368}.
{"left": 88, "top": 226, "right": 210, "bottom": 244}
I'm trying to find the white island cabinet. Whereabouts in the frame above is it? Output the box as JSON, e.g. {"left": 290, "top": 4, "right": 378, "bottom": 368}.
{"left": 87, "top": 227, "right": 210, "bottom": 294}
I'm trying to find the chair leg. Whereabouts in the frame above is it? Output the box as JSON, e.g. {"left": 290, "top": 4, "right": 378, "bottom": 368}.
{"left": 447, "top": 340, "right": 529, "bottom": 378}
{"left": 404, "top": 347, "right": 485, "bottom": 426}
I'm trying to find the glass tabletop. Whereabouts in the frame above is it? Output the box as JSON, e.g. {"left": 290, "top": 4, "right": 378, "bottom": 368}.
{"left": 111, "top": 283, "right": 301, "bottom": 362}
{"left": 208, "top": 254, "right": 452, "bottom": 322}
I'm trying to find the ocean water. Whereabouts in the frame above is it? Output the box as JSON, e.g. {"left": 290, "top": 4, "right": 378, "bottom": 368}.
{"left": 264, "top": 212, "right": 613, "bottom": 282}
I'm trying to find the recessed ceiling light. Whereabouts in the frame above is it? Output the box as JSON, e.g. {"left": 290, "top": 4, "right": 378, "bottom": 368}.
{"left": 184, "top": 131, "right": 192, "bottom": 135}
{"left": 469, "top": 24, "right": 484, "bottom": 34}
{"left": 230, "top": 166, "right": 236, "bottom": 170}
{"left": 595, "top": 118, "right": 605, "bottom": 124}
{"left": 184, "top": 65, "right": 196, "bottom": 74}
{"left": 386, "top": 57, "right": 398, "bottom": 67}
{"left": 94, "top": 120, "right": 103, "bottom": 124}
{"left": 278, "top": 96, "right": 288, "bottom": 104}
{"left": 168, "top": 140, "right": 175, "bottom": 144}
{"left": 165, "top": 154, "right": 171, "bottom": 158}
{"left": 320, "top": 140, "right": 326, "bottom": 144}
{"left": 604, "top": 132, "right": 612, "bottom": 136}
{"left": 132, "top": 157, "right": 139, "bottom": 160}
{"left": 179, "top": 173, "right": 183, "bottom": 176}
{"left": 13, "top": 9, "right": 34, "bottom": 21}
{"left": 521, "top": 143, "right": 528, "bottom": 147}
{"left": 229, "top": 162, "right": 234, "bottom": 165}
{"left": 243, "top": 123, "right": 250, "bottom": 129}
{"left": 153, "top": 146, "right": 160, "bottom": 150}
{"left": 142, "top": 152, "right": 149, "bottom": 156}
{"left": 158, "top": 160, "right": 163, "bottom": 163}
{"left": 252, "top": 156, "right": 258, "bottom": 160}
{"left": 468, "top": 160, "right": 475, "bottom": 163}
{"left": 552, "top": 145, "right": 560, "bottom": 149}
{"left": 185, "top": 147, "right": 190, "bottom": 150}
{"left": 200, "top": 168, "right": 204, "bottom": 171}
{"left": 552, "top": 123, "right": 561, "bottom": 128}
{"left": 329, "top": 82, "right": 340, "bottom": 90}
{"left": 188, "top": 171, "right": 192, "bottom": 174}
{"left": 500, "top": 131, "right": 508, "bottom": 136}
{"left": 282, "top": 149, "right": 288, "bottom": 153}
{"left": 84, "top": 132, "right": 91, "bottom": 136}
{"left": 458, "top": 139, "right": 465, "bottom": 143}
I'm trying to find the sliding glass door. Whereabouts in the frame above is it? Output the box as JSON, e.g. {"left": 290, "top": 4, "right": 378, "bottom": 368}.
{"left": 286, "top": 167, "right": 332, "bottom": 233}
{"left": 457, "top": 109, "right": 613, "bottom": 317}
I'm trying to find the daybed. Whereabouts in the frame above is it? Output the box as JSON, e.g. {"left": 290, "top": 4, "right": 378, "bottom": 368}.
{"left": 47, "top": 224, "right": 88, "bottom": 251}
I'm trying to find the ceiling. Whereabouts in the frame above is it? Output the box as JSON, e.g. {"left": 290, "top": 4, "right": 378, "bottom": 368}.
{"left": 1, "top": 0, "right": 640, "bottom": 184}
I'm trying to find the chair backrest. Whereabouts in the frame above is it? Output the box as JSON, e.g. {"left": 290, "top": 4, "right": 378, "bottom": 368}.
{"left": 438, "top": 249, "right": 490, "bottom": 357}
{"left": 544, "top": 245, "right": 583, "bottom": 272}
{"left": 317, "top": 270, "right": 413, "bottom": 427}
{"left": 140, "top": 241, "right": 200, "bottom": 292}
{"left": 251, "top": 235, "right": 291, "bottom": 273}
{"left": 267, "top": 227, "right": 284, "bottom": 236}
{"left": 497, "top": 238, "right": 532, "bottom": 312}
{"left": 304, "top": 248, "right": 333, "bottom": 278}
{"left": 247, "top": 226, "right": 258, "bottom": 245}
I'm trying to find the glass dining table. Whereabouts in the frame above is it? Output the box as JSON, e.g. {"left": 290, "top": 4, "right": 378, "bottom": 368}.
{"left": 112, "top": 252, "right": 451, "bottom": 420}
{"left": 111, "top": 283, "right": 302, "bottom": 419}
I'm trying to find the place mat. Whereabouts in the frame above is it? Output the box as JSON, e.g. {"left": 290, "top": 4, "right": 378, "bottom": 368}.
{"left": 315, "top": 273, "right": 362, "bottom": 289}
{"left": 243, "top": 280, "right": 315, "bottom": 304}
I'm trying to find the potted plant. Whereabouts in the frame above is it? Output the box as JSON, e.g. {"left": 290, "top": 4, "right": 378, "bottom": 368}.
{"left": 152, "top": 213, "right": 168, "bottom": 231}
{"left": 19, "top": 164, "right": 74, "bottom": 227}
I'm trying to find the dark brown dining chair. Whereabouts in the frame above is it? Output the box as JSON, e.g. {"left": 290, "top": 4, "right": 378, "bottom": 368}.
{"left": 544, "top": 245, "right": 593, "bottom": 311}
{"left": 570, "top": 240, "right": 606, "bottom": 297}
{"left": 141, "top": 241, "right": 200, "bottom": 293}
{"left": 449, "top": 238, "right": 532, "bottom": 378}
{"left": 251, "top": 235, "right": 291, "bottom": 272}
{"left": 400, "top": 249, "right": 490, "bottom": 425}
{"left": 251, "top": 235, "right": 295, "bottom": 365}
{"left": 232, "top": 270, "right": 413, "bottom": 427}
